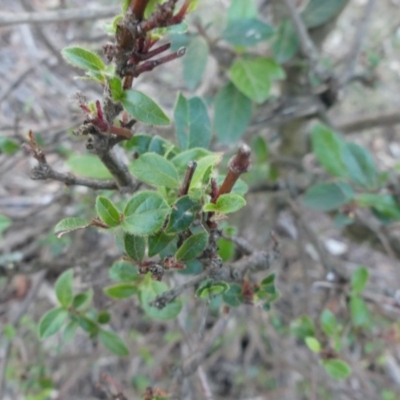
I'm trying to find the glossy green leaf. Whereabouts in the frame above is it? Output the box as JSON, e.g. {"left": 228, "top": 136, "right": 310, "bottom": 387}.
{"left": 320, "top": 309, "right": 337, "bottom": 336}
{"left": 104, "top": 283, "right": 138, "bottom": 299}
{"left": 356, "top": 194, "right": 400, "bottom": 220}
{"left": 311, "top": 123, "right": 347, "bottom": 178}
{"left": 190, "top": 154, "right": 222, "bottom": 188}
{"left": 272, "top": 19, "right": 299, "bottom": 63}
{"left": 109, "top": 76, "right": 123, "bottom": 101}
{"left": 129, "top": 153, "right": 180, "bottom": 188}
{"left": 228, "top": 0, "right": 257, "bottom": 21}
{"left": 54, "top": 217, "right": 90, "bottom": 238}
{"left": 96, "top": 196, "right": 121, "bottom": 227}
{"left": 214, "top": 82, "right": 252, "bottom": 143}
{"left": 222, "top": 18, "right": 274, "bottom": 47}
{"left": 122, "top": 191, "right": 171, "bottom": 236}
{"left": 174, "top": 93, "right": 211, "bottom": 149}
{"left": 166, "top": 196, "right": 199, "bottom": 234}
{"left": 197, "top": 281, "right": 230, "bottom": 299}
{"left": 203, "top": 193, "right": 246, "bottom": 214}
{"left": 350, "top": 296, "right": 370, "bottom": 327}
{"left": 303, "top": 181, "right": 354, "bottom": 211}
{"left": 183, "top": 36, "right": 209, "bottom": 90}
{"left": 99, "top": 329, "right": 129, "bottom": 356}
{"left": 122, "top": 90, "right": 170, "bottom": 125}
{"left": 62, "top": 46, "right": 105, "bottom": 71}
{"left": 71, "top": 315, "right": 98, "bottom": 335}
{"left": 0, "top": 136, "right": 19, "bottom": 155}
{"left": 305, "top": 336, "right": 321, "bottom": 353}
{"left": 171, "top": 148, "right": 212, "bottom": 173}
{"left": 124, "top": 233, "right": 146, "bottom": 262}
{"left": 351, "top": 266, "right": 369, "bottom": 294}
{"left": 38, "top": 307, "right": 68, "bottom": 339}
{"left": 322, "top": 359, "right": 352, "bottom": 380}
{"left": 139, "top": 274, "right": 182, "bottom": 320}
{"left": 229, "top": 57, "right": 284, "bottom": 103}
{"left": 109, "top": 260, "right": 139, "bottom": 282}
{"left": 302, "top": 0, "right": 347, "bottom": 29}
{"left": 55, "top": 269, "right": 74, "bottom": 308}
{"left": 342, "top": 143, "right": 378, "bottom": 189}
{"left": 67, "top": 154, "right": 113, "bottom": 179}
{"left": 217, "top": 238, "right": 235, "bottom": 261}
{"left": 148, "top": 232, "right": 175, "bottom": 257}
{"left": 261, "top": 273, "right": 275, "bottom": 286}
{"left": 175, "top": 231, "right": 209, "bottom": 261}
{"left": 72, "top": 289, "right": 93, "bottom": 311}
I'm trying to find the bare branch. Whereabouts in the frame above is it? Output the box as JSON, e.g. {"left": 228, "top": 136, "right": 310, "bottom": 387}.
{"left": 340, "top": 0, "right": 377, "bottom": 85}
{"left": 0, "top": 6, "right": 119, "bottom": 27}
{"left": 338, "top": 110, "right": 400, "bottom": 133}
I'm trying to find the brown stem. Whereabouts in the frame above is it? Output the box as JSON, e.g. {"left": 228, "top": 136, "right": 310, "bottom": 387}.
{"left": 129, "top": 0, "right": 150, "bottom": 20}
{"left": 179, "top": 161, "right": 197, "bottom": 196}
{"left": 215, "top": 144, "right": 251, "bottom": 202}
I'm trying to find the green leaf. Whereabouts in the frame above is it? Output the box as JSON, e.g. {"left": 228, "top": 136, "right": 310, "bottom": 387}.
{"left": 351, "top": 266, "right": 369, "bottom": 294}
{"left": 55, "top": 269, "right": 74, "bottom": 308}
{"left": 342, "top": 143, "right": 378, "bottom": 188}
{"left": 97, "top": 311, "right": 111, "bottom": 324}
{"left": 104, "top": 283, "right": 138, "bottom": 299}
{"left": 175, "top": 231, "right": 209, "bottom": 261}
{"left": 38, "top": 307, "right": 68, "bottom": 339}
{"left": 302, "top": 181, "right": 354, "bottom": 211}
{"left": 0, "top": 214, "right": 11, "bottom": 235}
{"left": 148, "top": 232, "right": 175, "bottom": 257}
{"left": 129, "top": 153, "right": 180, "bottom": 188}
{"left": 183, "top": 36, "right": 209, "bottom": 90}
{"left": 122, "top": 191, "right": 171, "bottom": 236}
{"left": 311, "top": 123, "right": 347, "bottom": 178}
{"left": 139, "top": 274, "right": 182, "bottom": 320}
{"left": 63, "top": 321, "right": 79, "bottom": 343}
{"left": 203, "top": 193, "right": 246, "bottom": 214}
{"left": 322, "top": 359, "right": 352, "bottom": 380}
{"left": 197, "top": 281, "right": 230, "bottom": 299}
{"left": 171, "top": 148, "right": 212, "bottom": 173}
{"left": 305, "top": 336, "right": 321, "bottom": 353}
{"left": 72, "top": 289, "right": 93, "bottom": 311}
{"left": 166, "top": 196, "right": 199, "bottom": 234}
{"left": 109, "top": 76, "right": 123, "bottom": 101}
{"left": 71, "top": 315, "right": 98, "bottom": 335}
{"left": 62, "top": 46, "right": 105, "bottom": 71}
{"left": 214, "top": 82, "right": 252, "bottom": 143}
{"left": 228, "top": 0, "right": 257, "bottom": 21}
{"left": 54, "top": 217, "right": 90, "bottom": 238}
{"left": 174, "top": 93, "right": 211, "bottom": 149}
{"left": 356, "top": 194, "right": 400, "bottom": 220}
{"left": 320, "top": 309, "right": 337, "bottom": 336}
{"left": 109, "top": 260, "right": 139, "bottom": 282}
{"left": 0, "top": 136, "right": 19, "bottom": 155}
{"left": 291, "top": 315, "right": 315, "bottom": 339}
{"left": 272, "top": 19, "right": 299, "bottom": 64}
{"left": 96, "top": 196, "right": 121, "bottom": 227}
{"left": 222, "top": 284, "right": 243, "bottom": 307}
{"left": 222, "top": 18, "right": 274, "bottom": 47}
{"left": 121, "top": 90, "right": 170, "bottom": 125}
{"left": 124, "top": 233, "right": 146, "bottom": 262}
{"left": 67, "top": 154, "right": 113, "bottom": 179}
{"left": 99, "top": 329, "right": 129, "bottom": 356}
{"left": 350, "top": 296, "right": 370, "bottom": 327}
{"left": 190, "top": 154, "right": 222, "bottom": 188}
{"left": 261, "top": 273, "right": 275, "bottom": 286}
{"left": 229, "top": 57, "right": 284, "bottom": 103}
{"left": 302, "top": 0, "right": 347, "bottom": 29}
{"left": 217, "top": 238, "right": 235, "bottom": 261}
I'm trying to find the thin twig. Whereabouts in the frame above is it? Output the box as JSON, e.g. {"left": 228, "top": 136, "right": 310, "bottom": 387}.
{"left": 0, "top": 6, "right": 119, "bottom": 27}
{"left": 340, "top": 0, "right": 377, "bottom": 85}
{"left": 282, "top": 0, "right": 327, "bottom": 80}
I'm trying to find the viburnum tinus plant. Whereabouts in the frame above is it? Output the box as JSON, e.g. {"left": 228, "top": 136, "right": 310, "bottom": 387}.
{"left": 26, "top": 0, "right": 277, "bottom": 361}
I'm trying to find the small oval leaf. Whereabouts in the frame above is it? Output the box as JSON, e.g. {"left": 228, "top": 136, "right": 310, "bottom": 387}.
{"left": 38, "top": 307, "right": 68, "bottom": 339}
{"left": 96, "top": 196, "right": 121, "bottom": 227}
{"left": 104, "top": 283, "right": 138, "bottom": 299}
{"left": 62, "top": 46, "right": 105, "bottom": 71}
{"left": 55, "top": 269, "right": 74, "bottom": 308}
{"left": 175, "top": 231, "right": 209, "bottom": 261}
{"left": 99, "top": 329, "right": 129, "bottom": 356}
